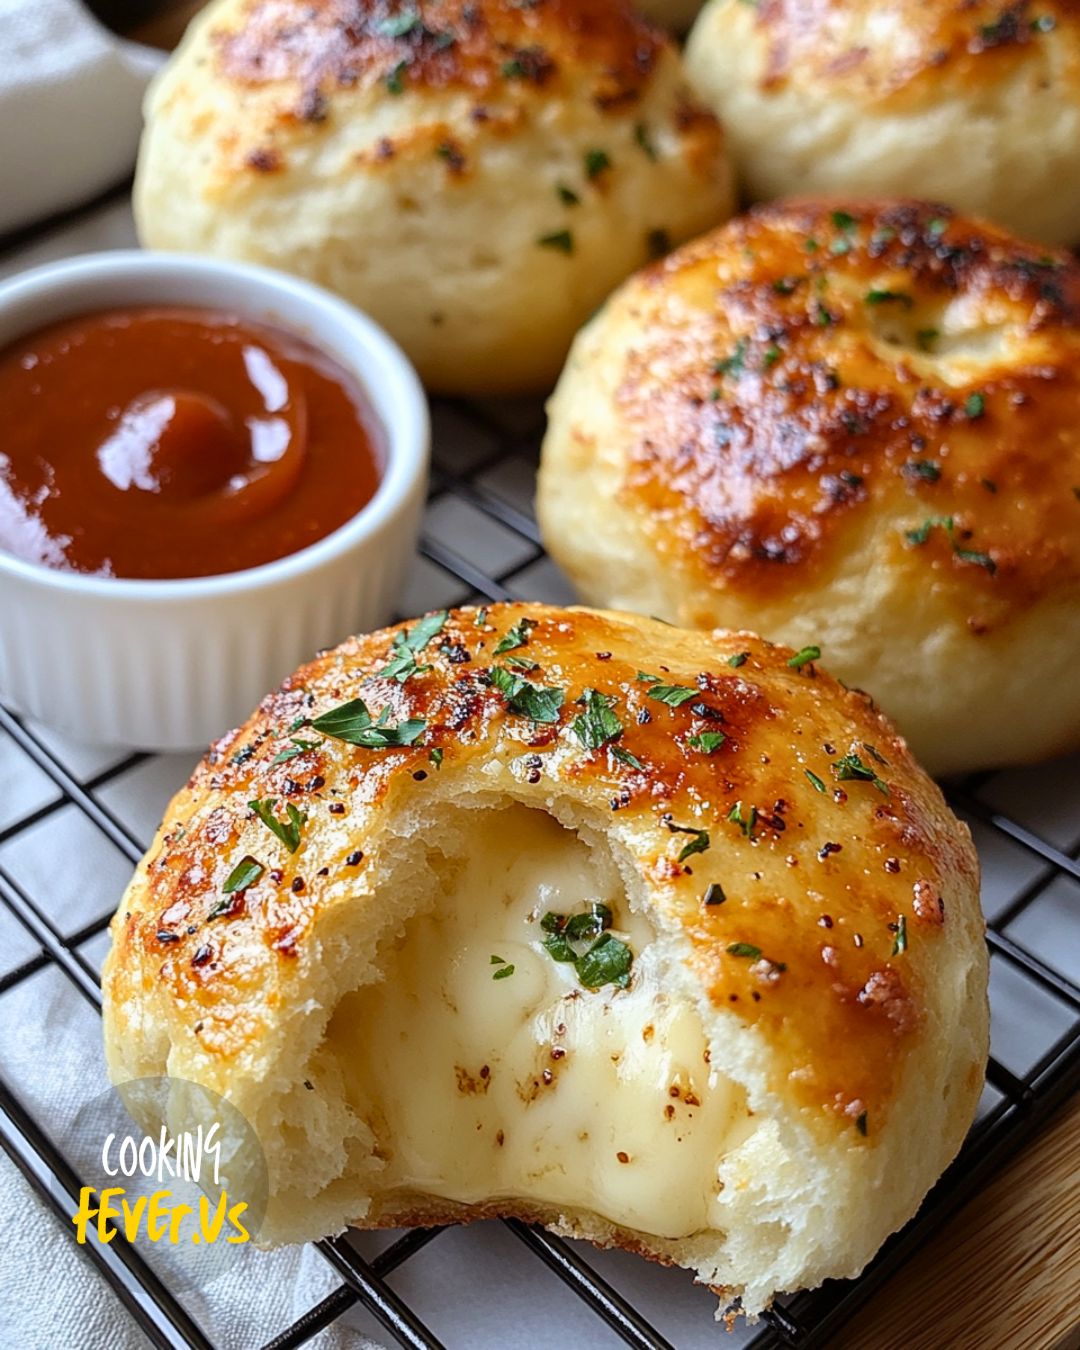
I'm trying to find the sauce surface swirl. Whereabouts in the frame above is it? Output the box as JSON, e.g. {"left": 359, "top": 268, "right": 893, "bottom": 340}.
{"left": 0, "top": 306, "right": 383, "bottom": 580}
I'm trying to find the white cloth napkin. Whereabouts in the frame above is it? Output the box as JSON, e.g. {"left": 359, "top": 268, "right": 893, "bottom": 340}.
{"left": 0, "top": 953, "right": 383, "bottom": 1350}
{"left": 0, "top": 0, "right": 162, "bottom": 235}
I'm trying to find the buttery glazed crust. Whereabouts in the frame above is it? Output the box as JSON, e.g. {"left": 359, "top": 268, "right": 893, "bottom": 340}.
{"left": 104, "top": 604, "right": 987, "bottom": 1312}
{"left": 686, "top": 0, "right": 1080, "bottom": 243}
{"left": 538, "top": 201, "right": 1080, "bottom": 773}
{"left": 733, "top": 0, "right": 1080, "bottom": 104}
{"left": 134, "top": 0, "right": 733, "bottom": 393}
{"left": 215, "top": 0, "right": 670, "bottom": 110}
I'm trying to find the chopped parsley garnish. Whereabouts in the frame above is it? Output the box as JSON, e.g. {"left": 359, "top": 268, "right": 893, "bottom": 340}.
{"left": 865, "top": 289, "right": 913, "bottom": 307}
{"left": 727, "top": 942, "right": 762, "bottom": 959}
{"left": 727, "top": 652, "right": 749, "bottom": 668}
{"left": 927, "top": 218, "right": 948, "bottom": 237}
{"left": 905, "top": 515, "right": 954, "bottom": 546}
{"left": 787, "top": 645, "right": 821, "bottom": 670}
{"left": 541, "top": 905, "right": 632, "bottom": 990}
{"left": 221, "top": 856, "right": 264, "bottom": 897}
{"left": 576, "top": 933, "right": 633, "bottom": 989}
{"left": 833, "top": 752, "right": 888, "bottom": 794}
{"left": 271, "top": 737, "right": 321, "bottom": 765}
{"left": 647, "top": 684, "right": 699, "bottom": 707}
{"left": 964, "top": 391, "right": 986, "bottom": 419}
{"left": 501, "top": 58, "right": 526, "bottom": 78}
{"left": 676, "top": 829, "right": 710, "bottom": 863}
{"left": 830, "top": 210, "right": 857, "bottom": 248}
{"left": 538, "top": 230, "right": 574, "bottom": 255}
{"left": 728, "top": 801, "right": 757, "bottom": 839}
{"left": 704, "top": 883, "right": 726, "bottom": 905}
{"left": 249, "top": 798, "right": 306, "bottom": 853}
{"left": 491, "top": 955, "right": 515, "bottom": 980}
{"left": 687, "top": 731, "right": 725, "bottom": 754}
{"left": 572, "top": 689, "right": 623, "bottom": 751}
{"left": 489, "top": 666, "right": 564, "bottom": 723}
{"left": 916, "top": 328, "right": 939, "bottom": 352}
{"left": 892, "top": 914, "right": 908, "bottom": 956}
{"left": 905, "top": 459, "right": 941, "bottom": 482}
{"left": 635, "top": 671, "right": 659, "bottom": 683}
{"left": 493, "top": 616, "right": 536, "bottom": 655}
{"left": 612, "top": 746, "right": 644, "bottom": 770}
{"left": 385, "top": 60, "right": 407, "bottom": 94}
{"left": 634, "top": 122, "right": 657, "bottom": 160}
{"left": 312, "top": 698, "right": 426, "bottom": 748}
{"left": 714, "top": 339, "right": 748, "bottom": 377}
{"left": 903, "top": 517, "right": 995, "bottom": 572}
{"left": 584, "top": 148, "right": 611, "bottom": 180}
{"left": 378, "top": 609, "right": 448, "bottom": 682}
{"left": 543, "top": 903, "right": 612, "bottom": 945}
{"left": 429, "top": 747, "right": 444, "bottom": 768}
{"left": 557, "top": 184, "right": 580, "bottom": 206}
{"left": 763, "top": 344, "right": 782, "bottom": 369}
{"left": 474, "top": 607, "right": 489, "bottom": 627}
{"left": 954, "top": 547, "right": 997, "bottom": 574}
{"left": 805, "top": 769, "right": 827, "bottom": 794}
{"left": 772, "top": 277, "right": 798, "bottom": 295}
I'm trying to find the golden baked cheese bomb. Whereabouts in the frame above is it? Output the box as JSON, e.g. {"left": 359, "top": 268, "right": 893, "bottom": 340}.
{"left": 685, "top": 0, "right": 1080, "bottom": 245}
{"left": 103, "top": 603, "right": 988, "bottom": 1318}
{"left": 539, "top": 200, "right": 1080, "bottom": 775}
{"left": 134, "top": 0, "right": 734, "bottom": 395}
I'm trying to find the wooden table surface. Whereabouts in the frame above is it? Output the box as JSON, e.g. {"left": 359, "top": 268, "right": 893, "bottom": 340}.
{"left": 109, "top": 5, "right": 1080, "bottom": 1346}
{"left": 835, "top": 1094, "right": 1080, "bottom": 1349}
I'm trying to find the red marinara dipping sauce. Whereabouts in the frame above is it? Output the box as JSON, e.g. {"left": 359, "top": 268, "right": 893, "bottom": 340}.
{"left": 0, "top": 307, "right": 384, "bottom": 579}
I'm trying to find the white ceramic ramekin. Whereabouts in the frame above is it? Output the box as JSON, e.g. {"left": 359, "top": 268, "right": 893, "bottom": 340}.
{"left": 0, "top": 252, "right": 429, "bottom": 750}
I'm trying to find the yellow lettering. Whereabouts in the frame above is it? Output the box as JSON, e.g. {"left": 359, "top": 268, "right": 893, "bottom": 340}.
{"left": 97, "top": 1188, "right": 124, "bottom": 1244}
{"left": 146, "top": 1190, "right": 172, "bottom": 1243}
{"left": 71, "top": 1187, "right": 98, "bottom": 1244}
{"left": 226, "top": 1200, "right": 250, "bottom": 1244}
{"left": 120, "top": 1194, "right": 148, "bottom": 1242}
{"left": 198, "top": 1191, "right": 227, "bottom": 1244}
{"left": 167, "top": 1202, "right": 193, "bottom": 1244}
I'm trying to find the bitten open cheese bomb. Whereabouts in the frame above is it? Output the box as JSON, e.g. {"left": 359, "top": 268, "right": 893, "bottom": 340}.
{"left": 538, "top": 200, "right": 1080, "bottom": 775}
{"left": 103, "top": 603, "right": 987, "bottom": 1318}
{"left": 685, "top": 0, "right": 1080, "bottom": 245}
{"left": 134, "top": 0, "right": 733, "bottom": 395}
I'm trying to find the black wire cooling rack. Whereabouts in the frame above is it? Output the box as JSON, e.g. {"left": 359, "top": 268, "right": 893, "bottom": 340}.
{"left": 1, "top": 214, "right": 1079, "bottom": 1350}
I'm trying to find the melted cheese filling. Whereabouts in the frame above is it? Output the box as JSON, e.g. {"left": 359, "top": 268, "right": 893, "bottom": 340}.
{"left": 329, "top": 806, "right": 756, "bottom": 1239}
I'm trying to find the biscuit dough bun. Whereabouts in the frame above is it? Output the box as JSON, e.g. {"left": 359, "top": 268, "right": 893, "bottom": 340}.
{"left": 685, "top": 0, "right": 1080, "bottom": 245}
{"left": 103, "top": 603, "right": 987, "bottom": 1318}
{"left": 134, "top": 0, "right": 734, "bottom": 395}
{"left": 538, "top": 200, "right": 1080, "bottom": 775}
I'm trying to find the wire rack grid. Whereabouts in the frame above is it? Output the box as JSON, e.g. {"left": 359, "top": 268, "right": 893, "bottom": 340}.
{"left": 0, "top": 200, "right": 1079, "bottom": 1350}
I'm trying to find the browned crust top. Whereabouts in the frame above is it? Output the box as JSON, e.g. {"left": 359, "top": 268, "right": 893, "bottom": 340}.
{"left": 614, "top": 199, "right": 1080, "bottom": 628}
{"left": 745, "top": 0, "right": 1080, "bottom": 101}
{"left": 216, "top": 0, "right": 666, "bottom": 113}
{"left": 106, "top": 604, "right": 979, "bottom": 1140}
